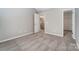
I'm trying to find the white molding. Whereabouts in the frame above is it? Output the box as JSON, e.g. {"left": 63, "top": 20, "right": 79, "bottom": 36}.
{"left": 72, "top": 34, "right": 76, "bottom": 39}
{"left": 76, "top": 39, "right": 79, "bottom": 49}
{"left": 72, "top": 9, "right": 76, "bottom": 40}
{"left": 45, "top": 32, "right": 63, "bottom": 37}
{"left": 0, "top": 32, "right": 33, "bottom": 43}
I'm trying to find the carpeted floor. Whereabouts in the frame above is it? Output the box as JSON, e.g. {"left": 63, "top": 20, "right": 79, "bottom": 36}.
{"left": 0, "top": 31, "right": 78, "bottom": 51}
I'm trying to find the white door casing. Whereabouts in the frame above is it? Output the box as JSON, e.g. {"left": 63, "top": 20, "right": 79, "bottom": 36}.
{"left": 72, "top": 9, "right": 76, "bottom": 39}
{"left": 34, "top": 13, "right": 40, "bottom": 33}
{"left": 63, "top": 9, "right": 75, "bottom": 39}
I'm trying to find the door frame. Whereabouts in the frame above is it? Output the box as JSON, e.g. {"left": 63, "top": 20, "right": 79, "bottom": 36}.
{"left": 40, "top": 16, "right": 46, "bottom": 33}
{"left": 62, "top": 9, "right": 75, "bottom": 39}
{"left": 34, "top": 13, "right": 40, "bottom": 33}
{"left": 72, "top": 9, "right": 76, "bottom": 39}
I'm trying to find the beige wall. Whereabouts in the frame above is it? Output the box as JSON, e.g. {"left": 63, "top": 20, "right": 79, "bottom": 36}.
{"left": 0, "top": 8, "right": 36, "bottom": 41}
{"left": 75, "top": 9, "right": 79, "bottom": 39}
{"left": 39, "top": 8, "right": 63, "bottom": 37}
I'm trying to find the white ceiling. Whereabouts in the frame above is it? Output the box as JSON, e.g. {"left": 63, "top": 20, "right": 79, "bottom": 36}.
{"left": 35, "top": 8, "right": 73, "bottom": 13}
{"left": 35, "top": 8, "right": 51, "bottom": 12}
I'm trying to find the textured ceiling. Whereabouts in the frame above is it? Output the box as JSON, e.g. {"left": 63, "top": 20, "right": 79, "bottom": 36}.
{"left": 35, "top": 8, "right": 73, "bottom": 13}
{"left": 35, "top": 8, "right": 51, "bottom": 12}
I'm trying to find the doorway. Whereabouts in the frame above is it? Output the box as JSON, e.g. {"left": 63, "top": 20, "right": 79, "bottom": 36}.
{"left": 40, "top": 16, "right": 45, "bottom": 32}
{"left": 64, "top": 10, "right": 72, "bottom": 36}
{"left": 34, "top": 13, "right": 45, "bottom": 33}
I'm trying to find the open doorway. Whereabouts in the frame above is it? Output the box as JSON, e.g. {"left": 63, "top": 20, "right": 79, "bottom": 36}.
{"left": 34, "top": 14, "right": 45, "bottom": 33}
{"left": 40, "top": 16, "right": 45, "bottom": 32}
{"left": 64, "top": 10, "right": 72, "bottom": 36}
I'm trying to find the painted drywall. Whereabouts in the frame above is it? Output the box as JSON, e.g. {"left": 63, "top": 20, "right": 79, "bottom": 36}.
{"left": 39, "top": 9, "right": 63, "bottom": 37}
{"left": 0, "top": 8, "right": 36, "bottom": 41}
{"left": 75, "top": 8, "right": 79, "bottom": 48}
{"left": 62, "top": 8, "right": 73, "bottom": 11}
{"left": 75, "top": 8, "right": 79, "bottom": 39}
{"left": 64, "top": 11, "right": 72, "bottom": 30}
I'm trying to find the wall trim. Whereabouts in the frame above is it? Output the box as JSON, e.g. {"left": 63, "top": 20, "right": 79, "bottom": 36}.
{"left": 0, "top": 32, "right": 33, "bottom": 43}
{"left": 72, "top": 34, "right": 76, "bottom": 39}
{"left": 76, "top": 39, "right": 79, "bottom": 49}
{"left": 45, "top": 32, "right": 63, "bottom": 37}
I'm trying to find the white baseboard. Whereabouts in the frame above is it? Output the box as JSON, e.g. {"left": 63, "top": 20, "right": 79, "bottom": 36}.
{"left": 75, "top": 36, "right": 79, "bottom": 49}
{"left": 76, "top": 39, "right": 79, "bottom": 49}
{"left": 45, "top": 32, "right": 63, "bottom": 37}
{"left": 72, "top": 34, "right": 76, "bottom": 39}
{"left": 0, "top": 32, "right": 33, "bottom": 43}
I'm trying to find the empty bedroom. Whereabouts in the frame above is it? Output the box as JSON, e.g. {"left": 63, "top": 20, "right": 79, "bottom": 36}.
{"left": 0, "top": 8, "right": 78, "bottom": 51}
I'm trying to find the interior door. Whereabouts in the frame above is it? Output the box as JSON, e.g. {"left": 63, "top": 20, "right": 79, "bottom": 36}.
{"left": 34, "top": 13, "right": 40, "bottom": 33}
